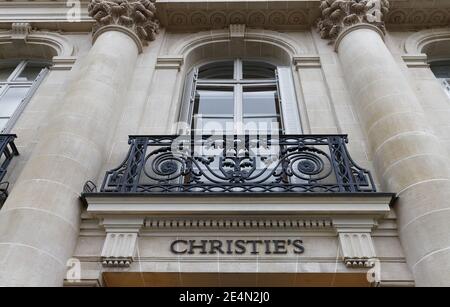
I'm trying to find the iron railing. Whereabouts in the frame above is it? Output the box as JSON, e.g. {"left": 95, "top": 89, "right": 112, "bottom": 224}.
{"left": 0, "top": 134, "right": 19, "bottom": 199}
{"left": 92, "top": 135, "right": 376, "bottom": 194}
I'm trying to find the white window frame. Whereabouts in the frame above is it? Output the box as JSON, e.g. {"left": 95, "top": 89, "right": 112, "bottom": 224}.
{"left": 430, "top": 60, "right": 450, "bottom": 100}
{"left": 0, "top": 60, "right": 49, "bottom": 133}
{"left": 179, "top": 58, "right": 302, "bottom": 135}
{"left": 439, "top": 78, "right": 450, "bottom": 99}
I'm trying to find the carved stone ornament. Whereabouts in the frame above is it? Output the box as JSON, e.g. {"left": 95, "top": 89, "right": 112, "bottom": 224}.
{"left": 338, "top": 232, "right": 377, "bottom": 268}
{"left": 317, "top": 0, "right": 389, "bottom": 40}
{"left": 11, "top": 22, "right": 32, "bottom": 41}
{"left": 101, "top": 232, "right": 138, "bottom": 267}
{"left": 88, "top": 0, "right": 160, "bottom": 45}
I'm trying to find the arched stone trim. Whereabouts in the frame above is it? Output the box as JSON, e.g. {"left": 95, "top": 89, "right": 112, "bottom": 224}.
{"left": 402, "top": 28, "right": 450, "bottom": 68}
{"left": 166, "top": 28, "right": 307, "bottom": 64}
{"left": 0, "top": 28, "right": 76, "bottom": 70}
{"left": 161, "top": 27, "right": 309, "bottom": 136}
{"left": 404, "top": 28, "right": 450, "bottom": 55}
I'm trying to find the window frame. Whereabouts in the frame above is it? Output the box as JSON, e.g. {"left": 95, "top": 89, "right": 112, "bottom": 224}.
{"left": 189, "top": 58, "right": 285, "bottom": 135}
{"left": 440, "top": 78, "right": 450, "bottom": 99}
{"left": 0, "top": 59, "right": 50, "bottom": 133}
{"left": 430, "top": 60, "right": 450, "bottom": 99}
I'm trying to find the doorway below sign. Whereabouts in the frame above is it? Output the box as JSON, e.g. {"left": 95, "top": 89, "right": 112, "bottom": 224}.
{"left": 102, "top": 272, "right": 371, "bottom": 287}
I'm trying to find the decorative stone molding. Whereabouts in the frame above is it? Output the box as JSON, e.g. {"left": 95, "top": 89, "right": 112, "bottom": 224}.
{"left": 387, "top": 8, "right": 450, "bottom": 29}
{"left": 334, "top": 23, "right": 385, "bottom": 51}
{"left": 155, "top": 55, "right": 184, "bottom": 70}
{"left": 0, "top": 28, "right": 76, "bottom": 70}
{"left": 92, "top": 24, "right": 144, "bottom": 53}
{"left": 404, "top": 28, "right": 450, "bottom": 55}
{"left": 145, "top": 217, "right": 333, "bottom": 230}
{"left": 401, "top": 28, "right": 450, "bottom": 69}
{"left": 293, "top": 55, "right": 321, "bottom": 69}
{"left": 51, "top": 56, "right": 78, "bottom": 71}
{"left": 162, "top": 9, "right": 309, "bottom": 31}
{"left": 317, "top": 0, "right": 389, "bottom": 41}
{"left": 100, "top": 217, "right": 144, "bottom": 267}
{"left": 88, "top": 0, "right": 159, "bottom": 46}
{"left": 166, "top": 28, "right": 305, "bottom": 63}
{"left": 0, "top": 26, "right": 75, "bottom": 57}
{"left": 101, "top": 233, "right": 138, "bottom": 267}
{"left": 0, "top": 1, "right": 448, "bottom": 33}
{"left": 338, "top": 233, "right": 377, "bottom": 267}
{"left": 229, "top": 24, "right": 246, "bottom": 39}
{"left": 401, "top": 54, "right": 429, "bottom": 68}
{"left": 84, "top": 194, "right": 393, "bottom": 268}
{"left": 333, "top": 217, "right": 378, "bottom": 268}
{"left": 10, "top": 22, "right": 31, "bottom": 41}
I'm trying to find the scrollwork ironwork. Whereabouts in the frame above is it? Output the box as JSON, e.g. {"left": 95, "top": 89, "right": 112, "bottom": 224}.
{"left": 0, "top": 134, "right": 19, "bottom": 200}
{"left": 96, "top": 135, "right": 376, "bottom": 194}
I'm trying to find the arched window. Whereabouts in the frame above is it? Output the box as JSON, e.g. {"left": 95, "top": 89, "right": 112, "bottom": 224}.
{"left": 430, "top": 60, "right": 450, "bottom": 98}
{"left": 179, "top": 59, "right": 301, "bottom": 135}
{"left": 0, "top": 60, "right": 49, "bottom": 133}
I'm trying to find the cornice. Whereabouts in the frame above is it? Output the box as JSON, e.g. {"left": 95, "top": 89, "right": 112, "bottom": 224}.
{"left": 83, "top": 193, "right": 395, "bottom": 217}
{"left": 0, "top": 1, "right": 448, "bottom": 32}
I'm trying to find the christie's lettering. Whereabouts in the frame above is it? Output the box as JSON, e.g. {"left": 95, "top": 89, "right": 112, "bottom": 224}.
{"left": 170, "top": 239, "right": 304, "bottom": 255}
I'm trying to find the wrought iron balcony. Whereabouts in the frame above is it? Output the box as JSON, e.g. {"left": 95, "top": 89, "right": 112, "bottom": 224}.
{"left": 88, "top": 135, "right": 376, "bottom": 195}
{"left": 0, "top": 134, "right": 19, "bottom": 199}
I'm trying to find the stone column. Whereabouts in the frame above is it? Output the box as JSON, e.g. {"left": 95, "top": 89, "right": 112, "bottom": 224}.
{"left": 0, "top": 0, "right": 158, "bottom": 286}
{"left": 318, "top": 0, "right": 450, "bottom": 286}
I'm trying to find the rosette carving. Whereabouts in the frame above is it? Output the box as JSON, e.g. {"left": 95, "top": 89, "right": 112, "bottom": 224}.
{"left": 88, "top": 0, "right": 159, "bottom": 45}
{"left": 317, "top": 0, "right": 389, "bottom": 40}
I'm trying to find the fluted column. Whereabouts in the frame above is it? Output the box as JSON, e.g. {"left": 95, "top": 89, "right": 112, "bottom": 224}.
{"left": 0, "top": 0, "right": 158, "bottom": 286}
{"left": 319, "top": 0, "right": 450, "bottom": 286}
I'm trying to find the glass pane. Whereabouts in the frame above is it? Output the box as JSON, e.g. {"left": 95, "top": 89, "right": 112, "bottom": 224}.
{"left": 243, "top": 117, "right": 281, "bottom": 133}
{"left": 0, "top": 87, "right": 29, "bottom": 117}
{"left": 430, "top": 61, "right": 450, "bottom": 79}
{"left": 16, "top": 64, "right": 44, "bottom": 82}
{"left": 243, "top": 61, "right": 276, "bottom": 79}
{"left": 0, "top": 65, "right": 16, "bottom": 81}
{"left": 194, "top": 89, "right": 234, "bottom": 116}
{"left": 193, "top": 117, "right": 233, "bottom": 134}
{"left": 198, "top": 61, "right": 234, "bottom": 79}
{"left": 243, "top": 88, "right": 278, "bottom": 116}
{"left": 0, "top": 118, "right": 8, "bottom": 132}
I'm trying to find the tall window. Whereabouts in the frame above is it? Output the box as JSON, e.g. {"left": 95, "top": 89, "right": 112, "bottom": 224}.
{"left": 430, "top": 60, "right": 450, "bottom": 99}
{"left": 182, "top": 59, "right": 293, "bottom": 135}
{"left": 0, "top": 60, "right": 49, "bottom": 133}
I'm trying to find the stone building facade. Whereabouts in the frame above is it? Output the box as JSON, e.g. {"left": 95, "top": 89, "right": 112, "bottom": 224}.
{"left": 0, "top": 0, "right": 449, "bottom": 287}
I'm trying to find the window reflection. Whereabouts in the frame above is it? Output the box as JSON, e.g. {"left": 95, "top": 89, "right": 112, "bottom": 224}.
{"left": 243, "top": 61, "right": 276, "bottom": 79}
{"left": 0, "top": 87, "right": 29, "bottom": 117}
{"left": 0, "top": 60, "right": 48, "bottom": 132}
{"left": 430, "top": 60, "right": 450, "bottom": 99}
{"left": 194, "top": 89, "right": 234, "bottom": 115}
{"left": 243, "top": 88, "right": 278, "bottom": 116}
{"left": 198, "top": 61, "right": 234, "bottom": 80}
{"left": 190, "top": 59, "right": 283, "bottom": 135}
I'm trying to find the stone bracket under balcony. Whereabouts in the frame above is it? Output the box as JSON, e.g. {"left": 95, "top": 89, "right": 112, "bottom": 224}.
{"left": 99, "top": 217, "right": 144, "bottom": 268}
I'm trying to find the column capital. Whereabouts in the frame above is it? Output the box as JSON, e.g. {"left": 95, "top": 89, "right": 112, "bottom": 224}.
{"left": 317, "top": 0, "right": 389, "bottom": 41}
{"left": 334, "top": 23, "right": 385, "bottom": 51}
{"left": 88, "top": 0, "right": 159, "bottom": 47}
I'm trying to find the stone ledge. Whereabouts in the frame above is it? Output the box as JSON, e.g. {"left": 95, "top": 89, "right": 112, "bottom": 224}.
{"left": 83, "top": 193, "right": 395, "bottom": 216}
